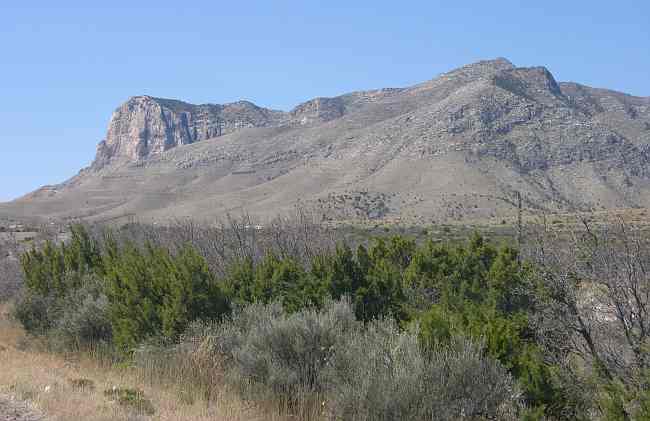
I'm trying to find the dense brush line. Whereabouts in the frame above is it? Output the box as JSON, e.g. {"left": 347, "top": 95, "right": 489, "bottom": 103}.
{"left": 6, "top": 216, "right": 650, "bottom": 420}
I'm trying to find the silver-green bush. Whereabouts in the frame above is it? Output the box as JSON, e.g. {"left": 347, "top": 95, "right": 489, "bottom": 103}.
{"left": 212, "top": 299, "right": 356, "bottom": 402}
{"left": 13, "top": 274, "right": 112, "bottom": 351}
{"left": 12, "top": 290, "right": 59, "bottom": 333}
{"left": 171, "top": 299, "right": 521, "bottom": 420}
{"left": 0, "top": 256, "right": 22, "bottom": 302}
{"left": 326, "top": 321, "right": 520, "bottom": 420}
{"left": 52, "top": 288, "right": 112, "bottom": 350}
{"left": 0, "top": 233, "right": 22, "bottom": 302}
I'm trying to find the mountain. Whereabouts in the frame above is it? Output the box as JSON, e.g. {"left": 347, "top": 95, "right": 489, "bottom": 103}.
{"left": 3, "top": 58, "right": 650, "bottom": 224}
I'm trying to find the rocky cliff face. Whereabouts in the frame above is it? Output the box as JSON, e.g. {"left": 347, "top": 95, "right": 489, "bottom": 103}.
{"left": 92, "top": 96, "right": 287, "bottom": 169}
{"left": 289, "top": 97, "right": 346, "bottom": 125}
{"left": 93, "top": 89, "right": 408, "bottom": 168}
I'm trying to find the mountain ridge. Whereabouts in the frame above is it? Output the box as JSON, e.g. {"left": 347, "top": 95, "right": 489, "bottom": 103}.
{"left": 91, "top": 58, "right": 523, "bottom": 169}
{"left": 3, "top": 58, "right": 650, "bottom": 224}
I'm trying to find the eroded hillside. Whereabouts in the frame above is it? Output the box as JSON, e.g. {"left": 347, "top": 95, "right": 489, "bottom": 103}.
{"left": 3, "top": 58, "right": 650, "bottom": 224}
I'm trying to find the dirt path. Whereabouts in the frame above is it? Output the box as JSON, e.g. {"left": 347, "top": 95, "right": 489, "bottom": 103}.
{"left": 0, "top": 395, "right": 44, "bottom": 421}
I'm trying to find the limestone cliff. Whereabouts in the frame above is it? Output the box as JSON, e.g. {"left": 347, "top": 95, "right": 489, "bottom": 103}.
{"left": 92, "top": 96, "right": 286, "bottom": 168}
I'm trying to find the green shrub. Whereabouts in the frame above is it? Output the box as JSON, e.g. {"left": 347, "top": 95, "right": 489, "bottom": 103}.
{"left": 413, "top": 239, "right": 567, "bottom": 416}
{"left": 354, "top": 256, "right": 405, "bottom": 321}
{"left": 20, "top": 224, "right": 102, "bottom": 298}
{"left": 17, "top": 225, "right": 230, "bottom": 355}
{"left": 250, "top": 253, "right": 328, "bottom": 312}
{"left": 15, "top": 224, "right": 107, "bottom": 342}
{"left": 220, "top": 237, "right": 412, "bottom": 321}
{"left": 220, "top": 256, "right": 256, "bottom": 304}
{"left": 104, "top": 242, "right": 230, "bottom": 352}
{"left": 312, "top": 244, "right": 363, "bottom": 300}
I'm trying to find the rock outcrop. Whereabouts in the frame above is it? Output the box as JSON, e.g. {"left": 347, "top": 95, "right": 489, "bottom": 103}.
{"left": 92, "top": 96, "right": 286, "bottom": 168}
{"left": 289, "top": 97, "right": 346, "bottom": 125}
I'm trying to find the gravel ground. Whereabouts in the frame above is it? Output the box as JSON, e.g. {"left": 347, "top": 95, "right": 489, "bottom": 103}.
{"left": 0, "top": 395, "right": 44, "bottom": 421}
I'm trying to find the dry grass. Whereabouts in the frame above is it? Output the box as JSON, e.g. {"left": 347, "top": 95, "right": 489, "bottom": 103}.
{"left": 0, "top": 302, "right": 281, "bottom": 421}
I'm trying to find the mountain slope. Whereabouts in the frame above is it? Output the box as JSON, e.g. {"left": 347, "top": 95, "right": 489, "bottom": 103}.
{"left": 3, "top": 58, "right": 650, "bottom": 224}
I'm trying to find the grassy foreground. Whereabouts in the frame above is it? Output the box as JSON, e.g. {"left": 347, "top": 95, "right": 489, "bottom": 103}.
{"left": 0, "top": 302, "right": 278, "bottom": 421}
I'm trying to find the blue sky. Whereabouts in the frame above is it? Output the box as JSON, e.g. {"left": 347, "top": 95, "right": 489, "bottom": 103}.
{"left": 1, "top": 1, "right": 648, "bottom": 201}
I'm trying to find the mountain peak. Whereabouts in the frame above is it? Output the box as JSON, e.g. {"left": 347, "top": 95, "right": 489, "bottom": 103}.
{"left": 475, "top": 57, "right": 514, "bottom": 68}
{"left": 493, "top": 65, "right": 563, "bottom": 101}
{"left": 452, "top": 57, "right": 516, "bottom": 75}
